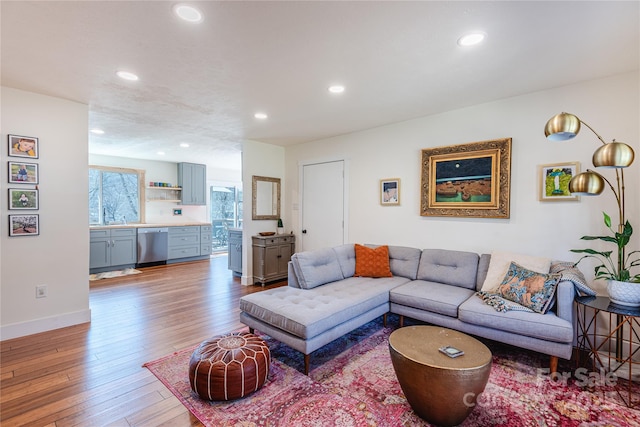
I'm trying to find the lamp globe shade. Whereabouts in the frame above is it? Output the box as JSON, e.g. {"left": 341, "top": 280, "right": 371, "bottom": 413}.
{"left": 568, "top": 171, "right": 605, "bottom": 195}
{"left": 592, "top": 141, "right": 635, "bottom": 168}
{"left": 545, "top": 113, "right": 581, "bottom": 141}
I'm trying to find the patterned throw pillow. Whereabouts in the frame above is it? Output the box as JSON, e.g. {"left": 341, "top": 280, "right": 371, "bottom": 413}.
{"left": 480, "top": 251, "right": 551, "bottom": 292}
{"left": 354, "top": 244, "right": 393, "bottom": 278}
{"left": 495, "top": 261, "right": 561, "bottom": 314}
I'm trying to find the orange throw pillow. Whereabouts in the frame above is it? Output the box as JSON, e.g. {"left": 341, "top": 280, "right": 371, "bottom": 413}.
{"left": 354, "top": 244, "right": 393, "bottom": 278}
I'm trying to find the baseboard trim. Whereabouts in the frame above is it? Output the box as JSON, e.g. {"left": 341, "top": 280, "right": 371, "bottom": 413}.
{"left": 0, "top": 309, "right": 91, "bottom": 341}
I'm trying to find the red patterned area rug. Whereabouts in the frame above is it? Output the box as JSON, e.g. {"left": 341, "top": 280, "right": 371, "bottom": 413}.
{"left": 144, "top": 317, "right": 640, "bottom": 426}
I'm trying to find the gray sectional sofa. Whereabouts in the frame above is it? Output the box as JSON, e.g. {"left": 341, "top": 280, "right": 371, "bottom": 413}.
{"left": 239, "top": 244, "right": 577, "bottom": 375}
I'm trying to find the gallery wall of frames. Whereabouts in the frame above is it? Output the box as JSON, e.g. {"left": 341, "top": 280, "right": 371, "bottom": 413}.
{"left": 7, "top": 134, "right": 40, "bottom": 236}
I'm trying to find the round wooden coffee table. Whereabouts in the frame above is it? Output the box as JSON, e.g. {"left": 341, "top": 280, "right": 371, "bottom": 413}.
{"left": 389, "top": 326, "right": 492, "bottom": 426}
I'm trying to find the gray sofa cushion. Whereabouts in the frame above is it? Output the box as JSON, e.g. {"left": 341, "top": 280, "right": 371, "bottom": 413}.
{"left": 476, "top": 254, "right": 491, "bottom": 290}
{"left": 390, "top": 280, "right": 475, "bottom": 318}
{"left": 388, "top": 246, "right": 422, "bottom": 280}
{"left": 333, "top": 244, "right": 356, "bottom": 278}
{"left": 291, "top": 247, "right": 344, "bottom": 289}
{"left": 417, "top": 249, "right": 479, "bottom": 290}
{"left": 240, "top": 276, "right": 410, "bottom": 339}
{"left": 287, "top": 262, "right": 300, "bottom": 288}
{"left": 458, "top": 295, "right": 573, "bottom": 343}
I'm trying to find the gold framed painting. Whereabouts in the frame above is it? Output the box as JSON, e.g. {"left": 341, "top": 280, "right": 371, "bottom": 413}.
{"left": 420, "top": 138, "right": 512, "bottom": 218}
{"left": 538, "top": 162, "right": 580, "bottom": 202}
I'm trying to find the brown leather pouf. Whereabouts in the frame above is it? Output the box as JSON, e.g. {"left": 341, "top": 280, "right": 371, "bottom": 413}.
{"left": 188, "top": 331, "right": 270, "bottom": 401}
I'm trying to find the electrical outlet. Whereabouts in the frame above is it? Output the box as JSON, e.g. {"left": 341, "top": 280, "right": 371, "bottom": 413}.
{"left": 36, "top": 285, "right": 47, "bottom": 298}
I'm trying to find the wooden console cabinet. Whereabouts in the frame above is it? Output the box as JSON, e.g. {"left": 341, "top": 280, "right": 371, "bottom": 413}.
{"left": 252, "top": 234, "right": 295, "bottom": 285}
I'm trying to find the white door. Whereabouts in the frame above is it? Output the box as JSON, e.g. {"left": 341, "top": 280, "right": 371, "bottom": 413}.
{"left": 301, "top": 160, "right": 346, "bottom": 251}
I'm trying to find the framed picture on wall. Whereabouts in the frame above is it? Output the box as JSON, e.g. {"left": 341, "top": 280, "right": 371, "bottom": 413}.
{"left": 9, "top": 214, "right": 39, "bottom": 236}
{"left": 380, "top": 178, "right": 400, "bottom": 205}
{"left": 420, "top": 138, "right": 512, "bottom": 218}
{"left": 538, "top": 162, "right": 580, "bottom": 202}
{"left": 8, "top": 134, "right": 39, "bottom": 159}
{"left": 8, "top": 161, "right": 38, "bottom": 184}
{"left": 8, "top": 188, "right": 39, "bottom": 210}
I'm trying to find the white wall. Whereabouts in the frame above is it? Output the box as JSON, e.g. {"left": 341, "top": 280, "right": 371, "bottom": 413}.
{"left": 1, "top": 87, "right": 90, "bottom": 340}
{"left": 284, "top": 72, "right": 640, "bottom": 294}
{"left": 242, "top": 140, "right": 286, "bottom": 284}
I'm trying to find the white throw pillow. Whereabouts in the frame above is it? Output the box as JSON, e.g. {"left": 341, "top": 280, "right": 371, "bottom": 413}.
{"left": 480, "top": 251, "right": 551, "bottom": 292}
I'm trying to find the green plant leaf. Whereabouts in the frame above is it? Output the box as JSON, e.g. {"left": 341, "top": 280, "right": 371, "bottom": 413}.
{"left": 570, "top": 248, "right": 613, "bottom": 257}
{"left": 581, "top": 235, "right": 619, "bottom": 245}
{"left": 603, "top": 212, "right": 612, "bottom": 228}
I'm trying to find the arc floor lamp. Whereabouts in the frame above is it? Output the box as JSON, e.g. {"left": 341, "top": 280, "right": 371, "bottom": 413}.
{"left": 544, "top": 112, "right": 636, "bottom": 361}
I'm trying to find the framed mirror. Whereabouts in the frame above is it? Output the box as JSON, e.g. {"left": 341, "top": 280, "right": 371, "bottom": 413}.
{"left": 252, "top": 175, "right": 281, "bottom": 220}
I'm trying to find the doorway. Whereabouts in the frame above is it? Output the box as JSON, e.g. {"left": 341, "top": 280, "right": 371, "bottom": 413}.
{"left": 300, "top": 160, "right": 347, "bottom": 251}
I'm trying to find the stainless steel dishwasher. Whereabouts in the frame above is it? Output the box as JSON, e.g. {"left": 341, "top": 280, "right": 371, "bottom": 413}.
{"left": 137, "top": 227, "right": 168, "bottom": 265}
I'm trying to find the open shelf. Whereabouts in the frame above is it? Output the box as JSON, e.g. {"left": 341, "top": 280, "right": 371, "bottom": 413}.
{"left": 146, "top": 187, "right": 182, "bottom": 202}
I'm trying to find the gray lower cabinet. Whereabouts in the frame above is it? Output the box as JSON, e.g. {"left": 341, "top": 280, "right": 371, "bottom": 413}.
{"left": 252, "top": 234, "right": 295, "bottom": 285}
{"left": 167, "top": 224, "right": 212, "bottom": 262}
{"left": 90, "top": 228, "right": 137, "bottom": 272}
{"left": 200, "top": 225, "right": 212, "bottom": 256}
{"left": 168, "top": 226, "right": 201, "bottom": 259}
{"left": 228, "top": 229, "right": 242, "bottom": 276}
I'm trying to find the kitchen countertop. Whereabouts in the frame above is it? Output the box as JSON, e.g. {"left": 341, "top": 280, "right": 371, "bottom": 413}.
{"left": 90, "top": 222, "right": 211, "bottom": 230}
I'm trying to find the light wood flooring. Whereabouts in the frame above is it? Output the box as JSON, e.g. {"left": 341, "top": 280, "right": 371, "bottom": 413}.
{"left": 1, "top": 255, "right": 286, "bottom": 426}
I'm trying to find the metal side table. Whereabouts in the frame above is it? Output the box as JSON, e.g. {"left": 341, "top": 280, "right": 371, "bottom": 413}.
{"left": 575, "top": 295, "right": 640, "bottom": 408}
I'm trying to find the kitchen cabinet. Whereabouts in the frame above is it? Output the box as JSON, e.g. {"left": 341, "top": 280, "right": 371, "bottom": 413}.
{"left": 178, "top": 162, "right": 206, "bottom": 205}
{"left": 167, "top": 224, "right": 212, "bottom": 262}
{"left": 168, "top": 226, "right": 201, "bottom": 260}
{"left": 252, "top": 234, "right": 295, "bottom": 285}
{"left": 90, "top": 228, "right": 137, "bottom": 272}
{"left": 200, "top": 225, "right": 212, "bottom": 256}
{"left": 228, "top": 229, "right": 242, "bottom": 276}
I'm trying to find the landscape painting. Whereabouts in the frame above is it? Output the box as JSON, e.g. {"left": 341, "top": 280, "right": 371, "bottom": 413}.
{"left": 434, "top": 156, "right": 493, "bottom": 203}
{"left": 421, "top": 138, "right": 512, "bottom": 218}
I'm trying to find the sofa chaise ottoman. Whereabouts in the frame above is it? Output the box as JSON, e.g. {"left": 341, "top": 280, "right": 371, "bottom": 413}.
{"left": 239, "top": 245, "right": 420, "bottom": 374}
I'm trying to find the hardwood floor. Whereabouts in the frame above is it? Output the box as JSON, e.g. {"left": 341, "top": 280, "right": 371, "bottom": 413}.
{"left": 0, "top": 255, "right": 286, "bottom": 426}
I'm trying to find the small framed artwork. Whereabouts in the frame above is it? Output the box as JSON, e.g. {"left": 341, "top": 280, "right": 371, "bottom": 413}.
{"left": 8, "top": 188, "right": 39, "bottom": 210}
{"left": 538, "top": 162, "right": 580, "bottom": 202}
{"left": 9, "top": 214, "right": 39, "bottom": 236}
{"left": 8, "top": 161, "right": 38, "bottom": 184}
{"left": 8, "top": 134, "right": 39, "bottom": 159}
{"left": 380, "top": 178, "right": 400, "bottom": 205}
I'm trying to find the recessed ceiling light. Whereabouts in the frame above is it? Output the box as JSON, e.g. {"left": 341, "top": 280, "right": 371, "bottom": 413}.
{"left": 116, "top": 70, "right": 139, "bottom": 81}
{"left": 328, "top": 85, "right": 345, "bottom": 94}
{"left": 90, "top": 128, "right": 105, "bottom": 135}
{"left": 254, "top": 112, "right": 268, "bottom": 120}
{"left": 457, "top": 32, "right": 486, "bottom": 47}
{"left": 180, "top": 143, "right": 190, "bottom": 148}
{"left": 157, "top": 151, "right": 166, "bottom": 155}
{"left": 173, "top": 4, "right": 203, "bottom": 23}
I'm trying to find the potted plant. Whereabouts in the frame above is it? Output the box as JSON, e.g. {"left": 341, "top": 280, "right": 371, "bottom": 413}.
{"left": 571, "top": 211, "right": 640, "bottom": 306}
{"left": 277, "top": 218, "right": 284, "bottom": 235}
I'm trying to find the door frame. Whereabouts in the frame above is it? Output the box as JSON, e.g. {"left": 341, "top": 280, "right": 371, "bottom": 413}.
{"left": 297, "top": 157, "right": 350, "bottom": 252}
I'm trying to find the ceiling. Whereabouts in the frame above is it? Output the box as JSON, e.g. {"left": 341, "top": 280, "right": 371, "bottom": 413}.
{"left": 2, "top": 1, "right": 638, "bottom": 171}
